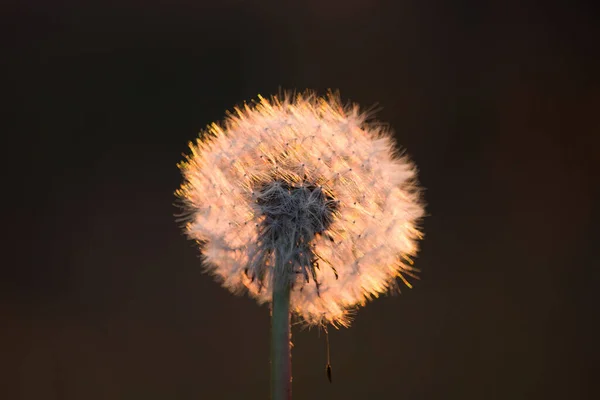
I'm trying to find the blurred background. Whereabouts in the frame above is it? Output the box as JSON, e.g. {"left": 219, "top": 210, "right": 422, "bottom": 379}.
{"left": 2, "top": 0, "right": 598, "bottom": 399}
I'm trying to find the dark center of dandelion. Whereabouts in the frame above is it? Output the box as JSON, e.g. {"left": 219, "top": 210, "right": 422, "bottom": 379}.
{"left": 248, "top": 180, "right": 339, "bottom": 292}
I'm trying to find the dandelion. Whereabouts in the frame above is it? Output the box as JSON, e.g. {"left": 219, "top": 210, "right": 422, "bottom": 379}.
{"left": 176, "top": 91, "right": 424, "bottom": 399}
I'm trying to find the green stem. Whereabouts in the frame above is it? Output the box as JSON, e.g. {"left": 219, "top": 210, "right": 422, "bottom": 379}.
{"left": 271, "top": 268, "right": 292, "bottom": 400}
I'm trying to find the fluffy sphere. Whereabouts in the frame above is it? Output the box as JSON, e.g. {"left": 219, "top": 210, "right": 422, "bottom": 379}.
{"left": 176, "top": 92, "right": 424, "bottom": 327}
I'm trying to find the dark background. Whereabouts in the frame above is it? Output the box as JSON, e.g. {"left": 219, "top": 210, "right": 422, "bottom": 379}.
{"left": 2, "top": 1, "right": 598, "bottom": 399}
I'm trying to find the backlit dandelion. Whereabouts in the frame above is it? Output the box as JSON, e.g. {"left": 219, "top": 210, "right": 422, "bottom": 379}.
{"left": 176, "top": 91, "right": 424, "bottom": 399}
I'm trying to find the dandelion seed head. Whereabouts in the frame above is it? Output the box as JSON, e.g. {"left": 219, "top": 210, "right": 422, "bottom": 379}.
{"left": 176, "top": 91, "right": 425, "bottom": 327}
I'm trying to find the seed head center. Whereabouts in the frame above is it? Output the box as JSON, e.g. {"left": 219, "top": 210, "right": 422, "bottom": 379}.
{"left": 252, "top": 180, "right": 338, "bottom": 290}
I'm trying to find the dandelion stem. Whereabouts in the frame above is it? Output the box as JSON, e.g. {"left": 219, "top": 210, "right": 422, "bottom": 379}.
{"left": 271, "top": 253, "right": 292, "bottom": 400}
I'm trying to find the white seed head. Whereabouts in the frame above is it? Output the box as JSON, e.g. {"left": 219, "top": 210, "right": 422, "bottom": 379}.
{"left": 176, "top": 91, "right": 425, "bottom": 327}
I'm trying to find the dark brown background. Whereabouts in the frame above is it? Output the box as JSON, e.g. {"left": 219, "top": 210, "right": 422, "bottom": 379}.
{"left": 3, "top": 0, "right": 598, "bottom": 399}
